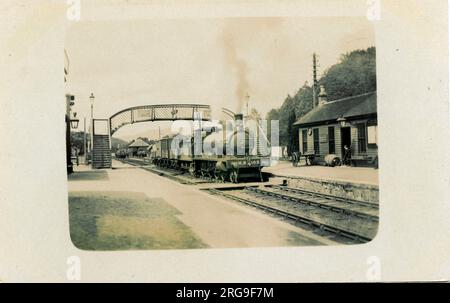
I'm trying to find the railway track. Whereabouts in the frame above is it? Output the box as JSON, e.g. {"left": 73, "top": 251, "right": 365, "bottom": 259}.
{"left": 116, "top": 158, "right": 269, "bottom": 185}
{"left": 116, "top": 158, "right": 215, "bottom": 185}
{"left": 249, "top": 186, "right": 378, "bottom": 221}
{"left": 271, "top": 185, "right": 378, "bottom": 209}
{"left": 207, "top": 186, "right": 378, "bottom": 243}
{"left": 117, "top": 157, "right": 378, "bottom": 243}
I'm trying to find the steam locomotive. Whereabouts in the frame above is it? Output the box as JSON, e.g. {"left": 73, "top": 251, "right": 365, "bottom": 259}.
{"left": 150, "top": 114, "right": 271, "bottom": 183}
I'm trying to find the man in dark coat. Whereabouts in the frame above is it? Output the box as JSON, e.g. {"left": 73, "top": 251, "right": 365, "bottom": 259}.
{"left": 343, "top": 145, "right": 351, "bottom": 166}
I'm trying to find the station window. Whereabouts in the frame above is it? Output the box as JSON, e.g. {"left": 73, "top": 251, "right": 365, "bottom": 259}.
{"left": 313, "top": 128, "right": 320, "bottom": 154}
{"left": 328, "top": 126, "right": 335, "bottom": 154}
{"left": 357, "top": 123, "right": 367, "bottom": 153}
{"left": 367, "top": 125, "right": 377, "bottom": 145}
{"left": 301, "top": 129, "right": 308, "bottom": 153}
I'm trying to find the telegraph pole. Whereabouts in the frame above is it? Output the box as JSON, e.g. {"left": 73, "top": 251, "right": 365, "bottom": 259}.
{"left": 312, "top": 53, "right": 319, "bottom": 108}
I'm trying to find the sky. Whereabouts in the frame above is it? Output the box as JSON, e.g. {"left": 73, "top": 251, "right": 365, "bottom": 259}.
{"left": 65, "top": 17, "right": 375, "bottom": 140}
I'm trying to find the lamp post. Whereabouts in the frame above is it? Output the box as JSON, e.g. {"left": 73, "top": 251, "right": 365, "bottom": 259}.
{"left": 83, "top": 117, "right": 87, "bottom": 165}
{"left": 70, "top": 112, "right": 80, "bottom": 167}
{"left": 66, "top": 94, "right": 75, "bottom": 174}
{"left": 89, "top": 93, "right": 95, "bottom": 160}
{"left": 90, "top": 93, "right": 95, "bottom": 121}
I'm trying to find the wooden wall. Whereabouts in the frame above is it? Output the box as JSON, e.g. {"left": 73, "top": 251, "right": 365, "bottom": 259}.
{"left": 299, "top": 118, "right": 378, "bottom": 162}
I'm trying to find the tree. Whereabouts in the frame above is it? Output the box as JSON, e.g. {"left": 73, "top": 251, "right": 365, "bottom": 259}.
{"left": 291, "top": 83, "right": 314, "bottom": 117}
{"left": 278, "top": 94, "right": 294, "bottom": 147}
{"left": 287, "top": 110, "right": 298, "bottom": 156}
{"left": 321, "top": 47, "right": 376, "bottom": 101}
{"left": 275, "top": 83, "right": 314, "bottom": 148}
{"left": 266, "top": 108, "right": 280, "bottom": 121}
{"left": 248, "top": 108, "right": 262, "bottom": 121}
{"left": 70, "top": 131, "right": 89, "bottom": 155}
{"left": 265, "top": 108, "right": 280, "bottom": 144}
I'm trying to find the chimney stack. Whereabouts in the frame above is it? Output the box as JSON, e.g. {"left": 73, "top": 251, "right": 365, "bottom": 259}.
{"left": 318, "top": 85, "right": 327, "bottom": 106}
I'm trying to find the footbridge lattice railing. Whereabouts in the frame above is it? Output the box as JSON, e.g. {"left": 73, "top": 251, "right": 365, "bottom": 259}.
{"left": 109, "top": 104, "right": 211, "bottom": 135}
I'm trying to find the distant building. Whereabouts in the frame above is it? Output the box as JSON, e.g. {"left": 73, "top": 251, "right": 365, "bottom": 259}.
{"left": 293, "top": 91, "right": 377, "bottom": 167}
{"left": 128, "top": 138, "right": 151, "bottom": 157}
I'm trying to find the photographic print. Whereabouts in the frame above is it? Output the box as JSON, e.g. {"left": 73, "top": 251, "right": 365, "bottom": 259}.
{"left": 65, "top": 16, "right": 378, "bottom": 250}
{"left": 2, "top": 0, "right": 449, "bottom": 284}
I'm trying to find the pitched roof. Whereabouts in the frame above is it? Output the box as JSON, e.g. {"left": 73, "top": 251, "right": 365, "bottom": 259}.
{"left": 128, "top": 138, "right": 150, "bottom": 148}
{"left": 294, "top": 92, "right": 377, "bottom": 127}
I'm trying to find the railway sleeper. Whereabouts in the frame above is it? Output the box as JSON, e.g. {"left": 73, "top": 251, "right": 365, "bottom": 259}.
{"left": 208, "top": 189, "right": 372, "bottom": 242}
{"left": 274, "top": 185, "right": 377, "bottom": 209}
{"left": 249, "top": 187, "right": 377, "bottom": 221}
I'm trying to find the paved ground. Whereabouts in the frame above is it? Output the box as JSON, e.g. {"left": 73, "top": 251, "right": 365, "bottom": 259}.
{"left": 69, "top": 191, "right": 207, "bottom": 250}
{"left": 263, "top": 161, "right": 379, "bottom": 185}
{"left": 68, "top": 160, "right": 338, "bottom": 250}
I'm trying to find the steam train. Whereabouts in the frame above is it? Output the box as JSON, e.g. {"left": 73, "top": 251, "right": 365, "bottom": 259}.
{"left": 150, "top": 114, "right": 271, "bottom": 183}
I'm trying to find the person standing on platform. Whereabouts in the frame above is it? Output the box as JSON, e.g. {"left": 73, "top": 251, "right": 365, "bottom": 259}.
{"left": 343, "top": 145, "right": 351, "bottom": 166}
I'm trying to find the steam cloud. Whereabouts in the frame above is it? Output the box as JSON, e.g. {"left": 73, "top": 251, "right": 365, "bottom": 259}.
{"left": 221, "top": 29, "right": 249, "bottom": 113}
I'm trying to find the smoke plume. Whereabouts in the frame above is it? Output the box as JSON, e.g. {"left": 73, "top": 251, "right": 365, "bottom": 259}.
{"left": 221, "top": 29, "right": 250, "bottom": 113}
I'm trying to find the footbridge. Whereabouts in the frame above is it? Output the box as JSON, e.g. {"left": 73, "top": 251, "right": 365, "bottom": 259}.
{"left": 91, "top": 104, "right": 212, "bottom": 169}
{"left": 110, "top": 104, "right": 211, "bottom": 135}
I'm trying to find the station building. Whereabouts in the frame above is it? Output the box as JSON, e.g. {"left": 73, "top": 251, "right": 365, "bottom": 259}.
{"left": 128, "top": 138, "right": 151, "bottom": 157}
{"left": 293, "top": 90, "right": 378, "bottom": 167}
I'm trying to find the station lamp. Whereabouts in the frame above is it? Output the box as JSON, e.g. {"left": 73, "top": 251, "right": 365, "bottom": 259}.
{"left": 337, "top": 116, "right": 347, "bottom": 128}
{"left": 71, "top": 112, "right": 80, "bottom": 129}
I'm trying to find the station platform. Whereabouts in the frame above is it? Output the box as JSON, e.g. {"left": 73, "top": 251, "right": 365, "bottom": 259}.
{"left": 263, "top": 161, "right": 379, "bottom": 186}
{"left": 263, "top": 161, "right": 379, "bottom": 203}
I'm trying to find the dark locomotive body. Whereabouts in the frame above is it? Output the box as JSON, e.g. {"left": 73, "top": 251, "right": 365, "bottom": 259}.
{"left": 151, "top": 116, "right": 270, "bottom": 183}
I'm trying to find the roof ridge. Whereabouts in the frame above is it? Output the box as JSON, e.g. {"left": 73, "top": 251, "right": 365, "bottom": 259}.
{"left": 293, "top": 91, "right": 377, "bottom": 126}
{"left": 325, "top": 91, "right": 376, "bottom": 105}
{"left": 128, "top": 137, "right": 150, "bottom": 146}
